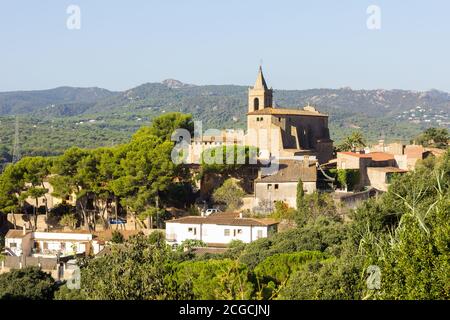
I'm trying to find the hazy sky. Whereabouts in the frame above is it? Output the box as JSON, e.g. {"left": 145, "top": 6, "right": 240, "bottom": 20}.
{"left": 1, "top": 0, "right": 450, "bottom": 92}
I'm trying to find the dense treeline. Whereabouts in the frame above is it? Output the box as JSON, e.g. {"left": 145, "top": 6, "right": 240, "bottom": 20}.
{"left": 0, "top": 113, "right": 195, "bottom": 231}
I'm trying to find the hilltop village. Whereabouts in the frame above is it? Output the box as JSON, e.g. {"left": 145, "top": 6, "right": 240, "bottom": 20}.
{"left": 0, "top": 68, "right": 447, "bottom": 283}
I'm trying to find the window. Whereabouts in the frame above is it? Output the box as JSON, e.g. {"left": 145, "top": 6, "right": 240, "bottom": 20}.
{"left": 188, "top": 227, "right": 197, "bottom": 235}
{"left": 224, "top": 229, "right": 230, "bottom": 236}
{"left": 257, "top": 230, "right": 263, "bottom": 239}
{"left": 275, "top": 184, "right": 279, "bottom": 190}
{"left": 254, "top": 98, "right": 259, "bottom": 110}
{"left": 267, "top": 184, "right": 272, "bottom": 190}
{"left": 10, "top": 242, "right": 17, "bottom": 248}
{"left": 60, "top": 242, "right": 66, "bottom": 251}
{"left": 236, "top": 229, "right": 243, "bottom": 235}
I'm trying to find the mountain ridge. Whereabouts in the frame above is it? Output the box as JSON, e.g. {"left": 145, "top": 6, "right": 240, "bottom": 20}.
{"left": 0, "top": 80, "right": 448, "bottom": 131}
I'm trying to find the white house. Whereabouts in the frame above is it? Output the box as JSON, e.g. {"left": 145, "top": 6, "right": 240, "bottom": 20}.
{"left": 165, "top": 212, "right": 279, "bottom": 246}
{"left": 4, "top": 228, "right": 104, "bottom": 258}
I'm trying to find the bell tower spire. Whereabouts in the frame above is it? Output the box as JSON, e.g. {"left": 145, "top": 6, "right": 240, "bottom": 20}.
{"left": 248, "top": 66, "right": 273, "bottom": 113}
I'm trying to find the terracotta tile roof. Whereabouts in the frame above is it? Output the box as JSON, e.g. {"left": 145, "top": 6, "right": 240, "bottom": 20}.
{"left": 338, "top": 152, "right": 372, "bottom": 158}
{"left": 368, "top": 152, "right": 395, "bottom": 161}
{"left": 256, "top": 160, "right": 317, "bottom": 183}
{"left": 247, "top": 107, "right": 327, "bottom": 117}
{"left": 166, "top": 212, "right": 279, "bottom": 227}
{"left": 338, "top": 152, "right": 394, "bottom": 161}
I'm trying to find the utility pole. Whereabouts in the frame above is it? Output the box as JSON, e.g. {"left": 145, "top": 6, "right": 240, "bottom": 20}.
{"left": 12, "top": 116, "right": 21, "bottom": 163}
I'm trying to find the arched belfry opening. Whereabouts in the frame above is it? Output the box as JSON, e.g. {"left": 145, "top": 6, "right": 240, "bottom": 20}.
{"left": 248, "top": 66, "right": 273, "bottom": 112}
{"left": 254, "top": 98, "right": 259, "bottom": 111}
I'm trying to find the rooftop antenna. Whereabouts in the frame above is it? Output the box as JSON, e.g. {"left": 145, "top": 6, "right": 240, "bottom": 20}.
{"left": 12, "top": 116, "right": 21, "bottom": 163}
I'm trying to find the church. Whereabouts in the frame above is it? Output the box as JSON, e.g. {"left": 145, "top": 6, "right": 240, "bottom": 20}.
{"left": 187, "top": 66, "right": 334, "bottom": 210}
{"left": 187, "top": 66, "right": 333, "bottom": 166}
{"left": 245, "top": 66, "right": 333, "bottom": 164}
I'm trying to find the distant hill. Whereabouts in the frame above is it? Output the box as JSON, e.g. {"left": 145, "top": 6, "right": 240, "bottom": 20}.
{"left": 0, "top": 87, "right": 117, "bottom": 116}
{"left": 0, "top": 81, "right": 448, "bottom": 148}
{"left": 1, "top": 81, "right": 448, "bottom": 122}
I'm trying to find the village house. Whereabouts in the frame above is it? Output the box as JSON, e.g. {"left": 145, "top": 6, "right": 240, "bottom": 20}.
{"left": 1, "top": 228, "right": 141, "bottom": 280}
{"left": 3, "top": 228, "right": 104, "bottom": 258}
{"left": 368, "top": 140, "right": 445, "bottom": 170}
{"left": 254, "top": 158, "right": 317, "bottom": 209}
{"left": 165, "top": 212, "right": 279, "bottom": 246}
{"left": 336, "top": 151, "right": 400, "bottom": 189}
{"left": 366, "top": 167, "right": 408, "bottom": 192}
{"left": 24, "top": 177, "right": 76, "bottom": 210}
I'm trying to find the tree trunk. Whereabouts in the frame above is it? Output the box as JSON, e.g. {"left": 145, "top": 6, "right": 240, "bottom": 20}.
{"left": 115, "top": 197, "right": 119, "bottom": 230}
{"left": 11, "top": 210, "right": 17, "bottom": 229}
{"left": 33, "top": 198, "right": 38, "bottom": 231}
{"left": 41, "top": 182, "right": 49, "bottom": 230}
{"left": 79, "top": 199, "right": 90, "bottom": 231}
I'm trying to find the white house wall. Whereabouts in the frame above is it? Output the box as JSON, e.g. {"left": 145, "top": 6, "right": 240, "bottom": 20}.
{"left": 166, "top": 223, "right": 271, "bottom": 245}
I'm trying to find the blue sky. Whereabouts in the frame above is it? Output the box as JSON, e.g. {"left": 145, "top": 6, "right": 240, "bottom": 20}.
{"left": 1, "top": 0, "right": 449, "bottom": 92}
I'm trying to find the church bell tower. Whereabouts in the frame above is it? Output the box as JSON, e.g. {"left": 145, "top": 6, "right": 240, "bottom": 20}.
{"left": 248, "top": 66, "right": 273, "bottom": 113}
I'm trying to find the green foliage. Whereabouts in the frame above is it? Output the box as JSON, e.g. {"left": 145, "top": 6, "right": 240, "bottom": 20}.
{"left": 0, "top": 267, "right": 57, "bottom": 300}
{"left": 111, "top": 230, "right": 125, "bottom": 244}
{"left": 148, "top": 230, "right": 166, "bottom": 245}
{"left": 212, "top": 178, "right": 245, "bottom": 211}
{"left": 295, "top": 192, "right": 341, "bottom": 225}
{"left": 415, "top": 127, "right": 449, "bottom": 148}
{"left": 132, "top": 112, "right": 194, "bottom": 142}
{"left": 337, "top": 131, "right": 366, "bottom": 152}
{"left": 335, "top": 169, "right": 360, "bottom": 191}
{"left": 254, "top": 251, "right": 327, "bottom": 285}
{"left": 271, "top": 201, "right": 296, "bottom": 220}
{"left": 278, "top": 256, "right": 365, "bottom": 300}
{"left": 173, "top": 259, "right": 254, "bottom": 300}
{"left": 358, "top": 155, "right": 450, "bottom": 299}
{"left": 239, "top": 217, "right": 347, "bottom": 270}
{"left": 54, "top": 284, "right": 85, "bottom": 300}
{"left": 296, "top": 178, "right": 304, "bottom": 211}
{"left": 0, "top": 235, "right": 4, "bottom": 252}
{"left": 60, "top": 214, "right": 77, "bottom": 229}
{"left": 78, "top": 233, "right": 189, "bottom": 300}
